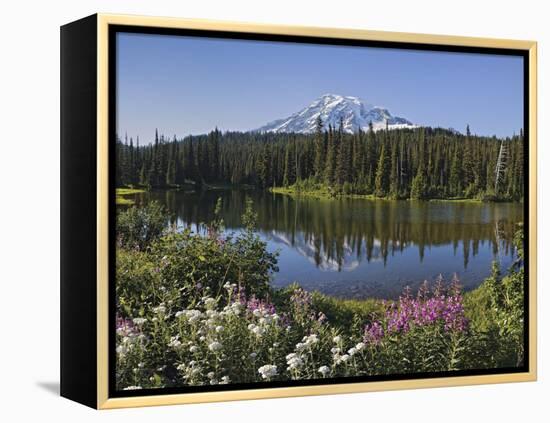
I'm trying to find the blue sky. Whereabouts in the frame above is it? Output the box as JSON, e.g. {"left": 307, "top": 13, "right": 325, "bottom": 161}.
{"left": 117, "top": 32, "right": 524, "bottom": 142}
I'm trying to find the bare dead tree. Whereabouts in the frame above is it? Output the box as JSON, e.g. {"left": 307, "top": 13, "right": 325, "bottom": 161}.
{"left": 494, "top": 140, "right": 508, "bottom": 193}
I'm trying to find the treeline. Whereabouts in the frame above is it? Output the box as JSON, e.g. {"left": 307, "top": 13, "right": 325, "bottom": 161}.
{"left": 116, "top": 120, "right": 524, "bottom": 201}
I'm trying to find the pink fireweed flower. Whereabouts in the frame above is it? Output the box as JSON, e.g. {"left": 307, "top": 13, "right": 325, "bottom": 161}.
{"left": 245, "top": 295, "right": 276, "bottom": 315}
{"left": 364, "top": 279, "right": 469, "bottom": 344}
{"left": 290, "top": 287, "right": 312, "bottom": 309}
{"left": 363, "top": 321, "right": 384, "bottom": 345}
{"left": 116, "top": 315, "right": 138, "bottom": 337}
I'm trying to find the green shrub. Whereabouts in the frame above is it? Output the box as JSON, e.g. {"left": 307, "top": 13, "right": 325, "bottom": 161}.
{"left": 116, "top": 198, "right": 278, "bottom": 320}
{"left": 115, "top": 200, "right": 526, "bottom": 390}
{"left": 117, "top": 201, "right": 168, "bottom": 250}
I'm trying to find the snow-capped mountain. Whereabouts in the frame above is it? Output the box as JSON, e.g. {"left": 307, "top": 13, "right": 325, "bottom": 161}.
{"left": 256, "top": 94, "right": 416, "bottom": 134}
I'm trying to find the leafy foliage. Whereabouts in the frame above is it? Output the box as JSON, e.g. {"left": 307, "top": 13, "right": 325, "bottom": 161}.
{"left": 115, "top": 203, "right": 526, "bottom": 390}
{"left": 116, "top": 201, "right": 168, "bottom": 250}
{"left": 116, "top": 125, "right": 524, "bottom": 201}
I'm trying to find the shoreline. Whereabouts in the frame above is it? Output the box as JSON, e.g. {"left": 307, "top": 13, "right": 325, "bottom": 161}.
{"left": 269, "top": 186, "right": 522, "bottom": 204}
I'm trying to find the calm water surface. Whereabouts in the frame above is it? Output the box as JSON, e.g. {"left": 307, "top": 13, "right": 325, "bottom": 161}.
{"left": 129, "top": 189, "right": 523, "bottom": 299}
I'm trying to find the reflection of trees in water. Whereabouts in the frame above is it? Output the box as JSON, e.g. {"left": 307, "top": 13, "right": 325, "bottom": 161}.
{"left": 139, "top": 190, "right": 522, "bottom": 271}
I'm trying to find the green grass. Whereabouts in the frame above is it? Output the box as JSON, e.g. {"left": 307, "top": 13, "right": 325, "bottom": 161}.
{"left": 271, "top": 283, "right": 383, "bottom": 334}
{"left": 116, "top": 196, "right": 135, "bottom": 205}
{"left": 203, "top": 183, "right": 256, "bottom": 191}
{"left": 270, "top": 186, "right": 376, "bottom": 200}
{"left": 428, "top": 198, "right": 483, "bottom": 204}
{"left": 311, "top": 291, "right": 383, "bottom": 326}
{"left": 463, "top": 280, "right": 496, "bottom": 332}
{"left": 116, "top": 187, "right": 146, "bottom": 196}
{"left": 269, "top": 185, "right": 514, "bottom": 203}
{"left": 116, "top": 187, "right": 146, "bottom": 206}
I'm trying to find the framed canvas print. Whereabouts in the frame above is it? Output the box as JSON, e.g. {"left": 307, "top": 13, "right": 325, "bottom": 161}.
{"left": 60, "top": 14, "right": 537, "bottom": 409}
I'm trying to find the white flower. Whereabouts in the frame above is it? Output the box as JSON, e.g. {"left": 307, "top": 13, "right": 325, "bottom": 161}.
{"left": 305, "top": 334, "right": 319, "bottom": 344}
{"left": 116, "top": 344, "right": 128, "bottom": 357}
{"left": 252, "top": 326, "right": 264, "bottom": 336}
{"left": 253, "top": 309, "right": 262, "bottom": 317}
{"left": 208, "top": 341, "right": 223, "bottom": 352}
{"left": 185, "top": 309, "right": 203, "bottom": 323}
{"left": 220, "top": 376, "right": 231, "bottom": 384}
{"left": 333, "top": 336, "right": 342, "bottom": 344}
{"left": 230, "top": 303, "right": 242, "bottom": 315}
{"left": 199, "top": 336, "right": 206, "bottom": 342}
{"left": 355, "top": 342, "right": 366, "bottom": 351}
{"left": 168, "top": 336, "right": 182, "bottom": 349}
{"left": 176, "top": 363, "right": 186, "bottom": 372}
{"left": 152, "top": 305, "right": 166, "bottom": 314}
{"left": 340, "top": 354, "right": 350, "bottom": 363}
{"left": 286, "top": 354, "right": 304, "bottom": 370}
{"left": 331, "top": 347, "right": 341, "bottom": 354}
{"left": 204, "top": 297, "right": 217, "bottom": 309}
{"left": 258, "top": 364, "right": 278, "bottom": 380}
{"left": 215, "top": 325, "right": 224, "bottom": 333}
{"left": 348, "top": 347, "right": 357, "bottom": 356}
{"left": 206, "top": 309, "right": 218, "bottom": 318}
{"left": 132, "top": 317, "right": 147, "bottom": 325}
{"left": 207, "top": 371, "right": 215, "bottom": 379}
{"left": 123, "top": 386, "right": 142, "bottom": 390}
{"left": 295, "top": 342, "right": 307, "bottom": 352}
{"left": 248, "top": 323, "right": 264, "bottom": 336}
{"left": 189, "top": 345, "right": 199, "bottom": 353}
{"left": 318, "top": 366, "right": 330, "bottom": 376}
{"left": 249, "top": 352, "right": 258, "bottom": 359}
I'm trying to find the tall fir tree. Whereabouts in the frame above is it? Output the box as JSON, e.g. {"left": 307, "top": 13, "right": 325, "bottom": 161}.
{"left": 374, "top": 138, "right": 390, "bottom": 197}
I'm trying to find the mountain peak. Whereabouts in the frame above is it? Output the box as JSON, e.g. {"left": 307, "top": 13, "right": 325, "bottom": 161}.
{"left": 256, "top": 94, "right": 415, "bottom": 134}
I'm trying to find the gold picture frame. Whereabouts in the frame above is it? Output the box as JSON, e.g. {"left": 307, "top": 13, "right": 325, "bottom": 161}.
{"left": 61, "top": 13, "right": 537, "bottom": 409}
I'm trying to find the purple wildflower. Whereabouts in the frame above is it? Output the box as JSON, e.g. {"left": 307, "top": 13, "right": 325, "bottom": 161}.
{"left": 116, "top": 314, "right": 138, "bottom": 337}
{"left": 364, "top": 278, "right": 469, "bottom": 344}
{"left": 245, "top": 295, "right": 276, "bottom": 315}
{"left": 364, "top": 321, "right": 384, "bottom": 345}
{"left": 290, "top": 287, "right": 312, "bottom": 309}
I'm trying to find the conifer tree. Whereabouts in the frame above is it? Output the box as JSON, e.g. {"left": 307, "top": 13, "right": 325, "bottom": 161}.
{"left": 374, "top": 139, "right": 390, "bottom": 197}
{"left": 389, "top": 141, "right": 399, "bottom": 198}
{"left": 335, "top": 118, "right": 350, "bottom": 186}
{"left": 324, "top": 125, "right": 336, "bottom": 186}
{"left": 449, "top": 147, "right": 463, "bottom": 197}
{"left": 313, "top": 116, "right": 325, "bottom": 179}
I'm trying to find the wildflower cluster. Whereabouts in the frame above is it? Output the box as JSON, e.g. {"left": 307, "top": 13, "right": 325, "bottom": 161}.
{"left": 116, "top": 275, "right": 478, "bottom": 390}
{"left": 114, "top": 203, "right": 524, "bottom": 390}
{"left": 363, "top": 277, "right": 468, "bottom": 347}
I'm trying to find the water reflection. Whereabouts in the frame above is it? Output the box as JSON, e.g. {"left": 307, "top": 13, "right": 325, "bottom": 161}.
{"left": 131, "top": 189, "right": 523, "bottom": 299}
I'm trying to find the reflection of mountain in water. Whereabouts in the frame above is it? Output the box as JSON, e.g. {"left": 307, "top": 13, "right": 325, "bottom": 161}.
{"left": 133, "top": 189, "right": 523, "bottom": 299}
{"left": 147, "top": 189, "right": 521, "bottom": 271}
{"left": 268, "top": 230, "right": 382, "bottom": 272}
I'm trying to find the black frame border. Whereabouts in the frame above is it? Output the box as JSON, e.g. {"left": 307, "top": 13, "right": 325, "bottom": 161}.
{"left": 107, "top": 24, "right": 530, "bottom": 399}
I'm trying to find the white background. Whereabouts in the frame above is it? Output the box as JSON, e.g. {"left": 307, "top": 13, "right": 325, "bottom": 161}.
{"left": 0, "top": 0, "right": 547, "bottom": 421}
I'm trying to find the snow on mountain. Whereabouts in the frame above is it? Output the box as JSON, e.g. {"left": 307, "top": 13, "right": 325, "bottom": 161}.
{"left": 255, "top": 93, "right": 416, "bottom": 134}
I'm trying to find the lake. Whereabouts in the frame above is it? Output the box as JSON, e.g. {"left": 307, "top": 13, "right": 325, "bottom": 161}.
{"left": 127, "top": 189, "right": 523, "bottom": 300}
